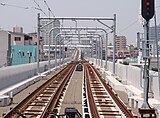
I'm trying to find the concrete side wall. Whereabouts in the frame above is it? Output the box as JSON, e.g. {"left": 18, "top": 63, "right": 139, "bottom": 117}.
{"left": 126, "top": 65, "right": 143, "bottom": 90}
{"left": 150, "top": 71, "right": 160, "bottom": 99}
{"left": 0, "top": 58, "right": 70, "bottom": 91}
{"left": 115, "top": 63, "right": 127, "bottom": 80}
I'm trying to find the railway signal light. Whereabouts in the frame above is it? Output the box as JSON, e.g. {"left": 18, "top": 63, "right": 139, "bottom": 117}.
{"left": 141, "top": 0, "right": 155, "bottom": 21}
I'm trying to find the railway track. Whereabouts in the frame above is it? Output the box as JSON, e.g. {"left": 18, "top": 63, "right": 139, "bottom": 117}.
{"left": 4, "top": 62, "right": 77, "bottom": 118}
{"left": 84, "top": 63, "right": 134, "bottom": 118}
{"left": 4, "top": 60, "right": 134, "bottom": 118}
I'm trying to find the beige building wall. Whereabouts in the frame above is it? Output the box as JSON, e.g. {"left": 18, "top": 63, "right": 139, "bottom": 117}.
{"left": 10, "top": 33, "right": 25, "bottom": 45}
{"left": 28, "top": 33, "right": 44, "bottom": 60}
{"left": 0, "top": 31, "right": 10, "bottom": 67}
{"left": 13, "top": 26, "right": 23, "bottom": 33}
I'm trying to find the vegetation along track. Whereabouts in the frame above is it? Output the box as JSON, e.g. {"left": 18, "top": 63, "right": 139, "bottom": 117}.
{"left": 4, "top": 62, "right": 78, "bottom": 118}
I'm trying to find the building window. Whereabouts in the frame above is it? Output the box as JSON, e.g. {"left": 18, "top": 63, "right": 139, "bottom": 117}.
{"left": 30, "top": 52, "right": 32, "bottom": 56}
{"left": 22, "top": 52, "right": 25, "bottom": 57}
{"left": 15, "top": 37, "right": 21, "bottom": 41}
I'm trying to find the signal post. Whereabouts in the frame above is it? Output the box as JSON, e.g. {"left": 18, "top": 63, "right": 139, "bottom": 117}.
{"left": 139, "top": 0, "right": 156, "bottom": 117}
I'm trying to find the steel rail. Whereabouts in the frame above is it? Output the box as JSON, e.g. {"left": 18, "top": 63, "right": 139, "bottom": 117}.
{"left": 85, "top": 65, "right": 100, "bottom": 118}
{"left": 86, "top": 64, "right": 121, "bottom": 117}
{"left": 41, "top": 63, "right": 76, "bottom": 117}
{"left": 91, "top": 64, "right": 134, "bottom": 118}
{"left": 4, "top": 62, "right": 77, "bottom": 118}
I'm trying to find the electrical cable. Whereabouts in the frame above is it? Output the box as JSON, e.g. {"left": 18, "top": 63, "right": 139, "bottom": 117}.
{"left": 146, "top": 20, "right": 151, "bottom": 108}
{"left": 43, "top": 0, "right": 55, "bottom": 17}
{"left": 0, "top": 2, "right": 49, "bottom": 17}
{"left": 0, "top": 2, "right": 29, "bottom": 9}
{"left": 117, "top": 19, "right": 138, "bottom": 34}
{"left": 0, "top": 2, "right": 50, "bottom": 15}
{"left": 32, "top": 0, "right": 48, "bottom": 17}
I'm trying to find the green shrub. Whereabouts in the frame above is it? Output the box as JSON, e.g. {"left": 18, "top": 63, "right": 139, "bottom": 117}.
{"left": 123, "top": 61, "right": 129, "bottom": 65}
{"left": 152, "top": 68, "right": 158, "bottom": 72}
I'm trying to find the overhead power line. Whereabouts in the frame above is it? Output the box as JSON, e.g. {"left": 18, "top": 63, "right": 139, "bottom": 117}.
{"left": 0, "top": 2, "right": 29, "bottom": 9}
{"left": 44, "top": 0, "right": 55, "bottom": 17}
{"left": 32, "top": 0, "right": 48, "bottom": 17}
{"left": 0, "top": 2, "right": 49, "bottom": 16}
{"left": 117, "top": 19, "right": 138, "bottom": 34}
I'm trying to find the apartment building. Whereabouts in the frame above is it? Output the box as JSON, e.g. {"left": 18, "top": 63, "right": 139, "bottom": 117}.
{"left": 0, "top": 27, "right": 42, "bottom": 67}
{"left": 115, "top": 36, "right": 127, "bottom": 51}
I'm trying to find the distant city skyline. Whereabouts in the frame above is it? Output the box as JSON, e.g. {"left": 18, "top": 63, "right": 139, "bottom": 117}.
{"left": 0, "top": 0, "right": 160, "bottom": 46}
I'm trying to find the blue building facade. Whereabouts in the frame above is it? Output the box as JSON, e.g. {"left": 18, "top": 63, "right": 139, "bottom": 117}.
{"left": 11, "top": 45, "right": 37, "bottom": 65}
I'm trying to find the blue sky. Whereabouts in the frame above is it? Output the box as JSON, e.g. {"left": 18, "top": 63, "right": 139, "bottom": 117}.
{"left": 0, "top": 0, "right": 160, "bottom": 45}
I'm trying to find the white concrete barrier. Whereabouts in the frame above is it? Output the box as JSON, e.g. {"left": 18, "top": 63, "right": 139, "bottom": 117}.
{"left": 0, "top": 58, "right": 71, "bottom": 106}
{"left": 87, "top": 57, "right": 160, "bottom": 104}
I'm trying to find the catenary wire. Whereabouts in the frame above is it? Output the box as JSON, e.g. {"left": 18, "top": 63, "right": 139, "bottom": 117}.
{"left": 117, "top": 19, "right": 138, "bottom": 34}
{"left": 0, "top": 2, "right": 48, "bottom": 16}
{"left": 0, "top": 2, "right": 29, "bottom": 9}
{"left": 32, "top": 0, "right": 48, "bottom": 17}
{"left": 44, "top": 0, "right": 55, "bottom": 17}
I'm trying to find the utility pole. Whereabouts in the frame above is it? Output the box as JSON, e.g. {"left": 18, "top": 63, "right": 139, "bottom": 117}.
{"left": 113, "top": 14, "right": 116, "bottom": 74}
{"left": 37, "top": 13, "right": 40, "bottom": 75}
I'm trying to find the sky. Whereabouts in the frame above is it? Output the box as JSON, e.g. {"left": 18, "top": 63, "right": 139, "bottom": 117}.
{"left": 0, "top": 0, "right": 160, "bottom": 46}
